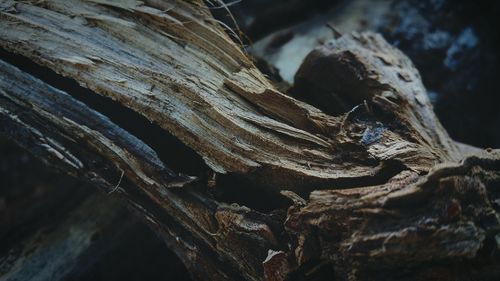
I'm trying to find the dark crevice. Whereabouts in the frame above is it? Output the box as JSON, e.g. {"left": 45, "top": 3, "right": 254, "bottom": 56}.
{"left": 211, "top": 173, "right": 291, "bottom": 213}
{"left": 212, "top": 159, "right": 406, "bottom": 213}
{"left": 0, "top": 48, "right": 207, "bottom": 176}
{"left": 288, "top": 259, "right": 335, "bottom": 281}
{"left": 303, "top": 160, "right": 408, "bottom": 197}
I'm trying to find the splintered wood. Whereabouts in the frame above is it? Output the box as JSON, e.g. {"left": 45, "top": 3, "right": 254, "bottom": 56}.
{"left": 0, "top": 1, "right": 498, "bottom": 280}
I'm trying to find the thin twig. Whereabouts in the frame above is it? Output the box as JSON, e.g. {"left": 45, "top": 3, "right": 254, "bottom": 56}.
{"left": 108, "top": 169, "right": 124, "bottom": 194}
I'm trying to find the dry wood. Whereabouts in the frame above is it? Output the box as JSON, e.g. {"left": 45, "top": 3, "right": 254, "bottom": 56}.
{"left": 0, "top": 58, "right": 269, "bottom": 280}
{"left": 0, "top": 0, "right": 443, "bottom": 191}
{"left": 0, "top": 1, "right": 499, "bottom": 280}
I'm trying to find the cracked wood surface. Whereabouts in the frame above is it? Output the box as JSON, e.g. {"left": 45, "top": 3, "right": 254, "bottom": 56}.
{"left": 0, "top": 59, "right": 276, "bottom": 281}
{"left": 0, "top": 1, "right": 499, "bottom": 280}
{"left": 286, "top": 152, "right": 500, "bottom": 280}
{"left": 0, "top": 0, "right": 456, "bottom": 191}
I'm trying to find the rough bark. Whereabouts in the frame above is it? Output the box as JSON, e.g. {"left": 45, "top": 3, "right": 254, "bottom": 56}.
{"left": 0, "top": 1, "right": 498, "bottom": 280}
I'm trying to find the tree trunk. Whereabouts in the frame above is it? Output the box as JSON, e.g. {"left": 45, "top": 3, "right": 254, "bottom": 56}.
{"left": 0, "top": 1, "right": 499, "bottom": 280}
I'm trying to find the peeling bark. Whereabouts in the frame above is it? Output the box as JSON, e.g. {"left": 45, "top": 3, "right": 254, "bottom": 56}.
{"left": 0, "top": 0, "right": 439, "bottom": 191}
{"left": 0, "top": 1, "right": 499, "bottom": 280}
{"left": 286, "top": 152, "right": 500, "bottom": 280}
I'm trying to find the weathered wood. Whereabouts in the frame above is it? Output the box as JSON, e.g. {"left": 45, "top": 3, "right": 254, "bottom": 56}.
{"left": 292, "top": 32, "right": 460, "bottom": 161}
{"left": 287, "top": 152, "right": 500, "bottom": 280}
{"left": 284, "top": 33, "right": 500, "bottom": 280}
{"left": 0, "top": 58, "right": 278, "bottom": 281}
{"left": 0, "top": 0, "right": 447, "bottom": 191}
{"left": 0, "top": 1, "right": 499, "bottom": 280}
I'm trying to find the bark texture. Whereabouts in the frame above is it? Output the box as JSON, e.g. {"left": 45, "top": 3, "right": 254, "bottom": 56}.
{"left": 0, "top": 1, "right": 499, "bottom": 280}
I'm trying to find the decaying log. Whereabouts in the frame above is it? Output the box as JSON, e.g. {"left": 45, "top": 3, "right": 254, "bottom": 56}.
{"left": 0, "top": 58, "right": 271, "bottom": 281}
{"left": 286, "top": 152, "right": 500, "bottom": 280}
{"left": 285, "top": 32, "right": 500, "bottom": 280}
{"left": 0, "top": 0, "right": 439, "bottom": 191}
{"left": 0, "top": 0, "right": 499, "bottom": 280}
